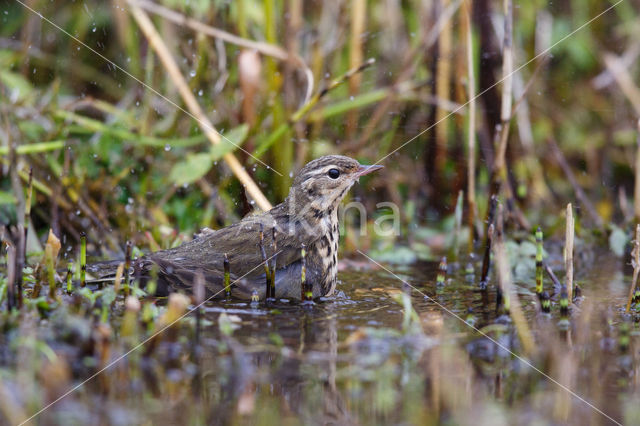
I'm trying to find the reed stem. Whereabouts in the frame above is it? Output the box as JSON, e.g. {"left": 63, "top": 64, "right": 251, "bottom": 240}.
{"left": 270, "top": 227, "right": 278, "bottom": 299}
{"left": 224, "top": 253, "right": 231, "bottom": 298}
{"left": 66, "top": 263, "right": 73, "bottom": 293}
{"left": 559, "top": 287, "right": 569, "bottom": 318}
{"left": 259, "top": 224, "right": 270, "bottom": 299}
{"left": 479, "top": 195, "right": 498, "bottom": 289}
{"left": 20, "top": 167, "right": 33, "bottom": 307}
{"left": 540, "top": 291, "right": 551, "bottom": 313}
{"left": 453, "top": 191, "right": 463, "bottom": 262}
{"left": 535, "top": 227, "right": 543, "bottom": 299}
{"left": 436, "top": 257, "right": 447, "bottom": 287}
{"left": 626, "top": 223, "right": 640, "bottom": 313}
{"left": 46, "top": 243, "right": 56, "bottom": 299}
{"left": 494, "top": 204, "right": 534, "bottom": 354}
{"left": 564, "top": 204, "right": 574, "bottom": 302}
{"left": 463, "top": 0, "right": 477, "bottom": 251}
{"left": 635, "top": 120, "right": 640, "bottom": 221}
{"left": 301, "top": 243, "right": 313, "bottom": 303}
{"left": 434, "top": 0, "right": 453, "bottom": 181}
{"left": 80, "top": 232, "right": 87, "bottom": 288}
{"left": 6, "top": 243, "right": 15, "bottom": 311}
{"left": 125, "top": 240, "right": 132, "bottom": 294}
{"left": 347, "top": 0, "right": 366, "bottom": 139}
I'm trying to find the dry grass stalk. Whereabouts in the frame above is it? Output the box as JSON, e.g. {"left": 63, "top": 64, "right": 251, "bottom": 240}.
{"left": 127, "top": 2, "right": 272, "bottom": 211}
{"left": 347, "top": 0, "right": 366, "bottom": 139}
{"left": 626, "top": 224, "right": 640, "bottom": 313}
{"left": 493, "top": 0, "right": 513, "bottom": 180}
{"left": 500, "top": 0, "right": 513, "bottom": 125}
{"left": 132, "top": 0, "right": 313, "bottom": 103}
{"left": 494, "top": 204, "right": 535, "bottom": 355}
{"left": 341, "top": 0, "right": 462, "bottom": 154}
{"left": 113, "top": 263, "right": 125, "bottom": 294}
{"left": 564, "top": 203, "right": 574, "bottom": 302}
{"left": 634, "top": 119, "right": 640, "bottom": 221}
{"left": 603, "top": 53, "right": 640, "bottom": 115}
{"left": 434, "top": 0, "right": 453, "bottom": 180}
{"left": 463, "top": 0, "right": 477, "bottom": 250}
{"left": 6, "top": 243, "right": 16, "bottom": 310}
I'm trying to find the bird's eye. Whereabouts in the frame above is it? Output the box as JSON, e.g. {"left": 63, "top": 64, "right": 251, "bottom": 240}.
{"left": 327, "top": 168, "right": 340, "bottom": 179}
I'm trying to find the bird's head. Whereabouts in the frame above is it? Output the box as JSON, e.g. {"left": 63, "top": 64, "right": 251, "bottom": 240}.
{"left": 287, "top": 155, "right": 383, "bottom": 216}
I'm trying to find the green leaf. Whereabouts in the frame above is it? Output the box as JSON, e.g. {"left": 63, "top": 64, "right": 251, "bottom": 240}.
{"left": 101, "top": 287, "right": 117, "bottom": 306}
{"left": 0, "top": 70, "right": 33, "bottom": 101}
{"left": 218, "top": 312, "right": 241, "bottom": 336}
{"left": 169, "top": 152, "right": 212, "bottom": 186}
{"left": 210, "top": 124, "right": 249, "bottom": 161}
{"left": 0, "top": 141, "right": 65, "bottom": 156}
{"left": 0, "top": 191, "right": 17, "bottom": 205}
{"left": 370, "top": 245, "right": 417, "bottom": 264}
{"left": 609, "top": 225, "right": 628, "bottom": 257}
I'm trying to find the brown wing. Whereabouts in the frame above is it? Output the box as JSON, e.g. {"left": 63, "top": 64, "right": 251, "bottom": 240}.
{"left": 136, "top": 203, "right": 321, "bottom": 293}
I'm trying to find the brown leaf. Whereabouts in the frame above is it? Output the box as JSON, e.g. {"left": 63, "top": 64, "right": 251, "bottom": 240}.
{"left": 45, "top": 229, "right": 61, "bottom": 260}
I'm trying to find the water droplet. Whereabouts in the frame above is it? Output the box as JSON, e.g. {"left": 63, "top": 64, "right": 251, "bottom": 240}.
{"left": 198, "top": 89, "right": 203, "bottom": 96}
{"left": 164, "top": 144, "right": 171, "bottom": 152}
{"left": 189, "top": 70, "right": 196, "bottom": 77}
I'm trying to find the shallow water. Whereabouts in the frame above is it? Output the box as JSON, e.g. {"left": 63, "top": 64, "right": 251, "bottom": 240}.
{"left": 185, "top": 254, "right": 639, "bottom": 425}
{"left": 4, "top": 249, "right": 637, "bottom": 425}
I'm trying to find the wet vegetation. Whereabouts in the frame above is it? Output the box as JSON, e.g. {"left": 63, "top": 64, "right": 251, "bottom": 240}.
{"left": 2, "top": 0, "right": 640, "bottom": 424}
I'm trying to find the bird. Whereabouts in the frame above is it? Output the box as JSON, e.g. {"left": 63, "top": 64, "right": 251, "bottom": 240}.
{"left": 88, "top": 155, "right": 382, "bottom": 300}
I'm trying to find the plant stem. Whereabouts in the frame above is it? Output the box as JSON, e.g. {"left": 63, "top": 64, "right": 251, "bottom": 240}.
{"left": 535, "top": 226, "right": 543, "bottom": 299}
{"left": 564, "top": 204, "right": 574, "bottom": 303}
{"left": 66, "top": 263, "right": 73, "bottom": 293}
{"left": 224, "top": 253, "right": 231, "bottom": 298}
{"left": 301, "top": 244, "right": 313, "bottom": 303}
{"left": 626, "top": 224, "right": 640, "bottom": 313}
{"left": 436, "top": 257, "right": 447, "bottom": 287}
{"left": 463, "top": 0, "right": 477, "bottom": 251}
{"left": 270, "top": 227, "right": 278, "bottom": 299}
{"left": 80, "top": 232, "right": 87, "bottom": 288}
{"left": 259, "top": 224, "right": 270, "bottom": 300}
{"left": 128, "top": 2, "right": 272, "bottom": 211}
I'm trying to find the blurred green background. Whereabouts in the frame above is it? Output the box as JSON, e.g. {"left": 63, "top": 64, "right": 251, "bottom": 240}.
{"left": 1, "top": 0, "right": 638, "bottom": 257}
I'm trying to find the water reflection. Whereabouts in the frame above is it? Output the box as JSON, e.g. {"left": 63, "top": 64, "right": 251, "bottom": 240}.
{"left": 190, "top": 257, "right": 634, "bottom": 424}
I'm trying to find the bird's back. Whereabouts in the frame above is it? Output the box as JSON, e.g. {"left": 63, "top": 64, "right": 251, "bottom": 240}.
{"left": 135, "top": 202, "right": 320, "bottom": 296}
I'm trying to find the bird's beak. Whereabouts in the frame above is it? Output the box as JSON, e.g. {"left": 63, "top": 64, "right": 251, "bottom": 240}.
{"left": 355, "top": 164, "right": 384, "bottom": 177}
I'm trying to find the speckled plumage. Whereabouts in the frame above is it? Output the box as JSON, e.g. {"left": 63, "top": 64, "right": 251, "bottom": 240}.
{"left": 89, "top": 155, "right": 381, "bottom": 300}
